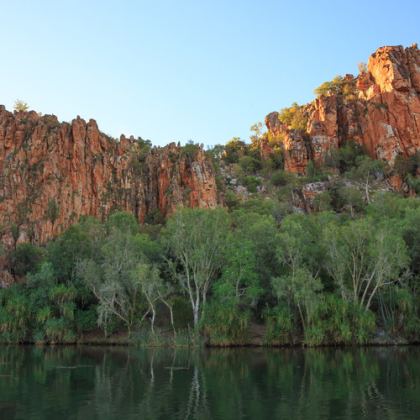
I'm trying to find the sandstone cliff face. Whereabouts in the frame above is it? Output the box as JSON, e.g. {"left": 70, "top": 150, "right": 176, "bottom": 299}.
{"left": 265, "top": 45, "right": 420, "bottom": 175}
{"left": 0, "top": 107, "right": 217, "bottom": 245}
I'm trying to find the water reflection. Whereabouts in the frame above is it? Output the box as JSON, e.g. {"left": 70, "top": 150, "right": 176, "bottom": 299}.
{"left": 0, "top": 346, "right": 419, "bottom": 419}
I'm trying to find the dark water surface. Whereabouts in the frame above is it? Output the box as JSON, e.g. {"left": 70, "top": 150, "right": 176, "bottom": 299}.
{"left": 0, "top": 346, "right": 419, "bottom": 419}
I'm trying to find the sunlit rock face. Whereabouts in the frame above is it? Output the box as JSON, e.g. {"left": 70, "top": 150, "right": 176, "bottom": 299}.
{"left": 264, "top": 45, "right": 420, "bottom": 175}
{"left": 0, "top": 107, "right": 217, "bottom": 245}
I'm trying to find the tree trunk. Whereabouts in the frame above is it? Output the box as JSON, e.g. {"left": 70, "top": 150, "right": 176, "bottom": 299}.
{"left": 150, "top": 306, "right": 156, "bottom": 335}
{"left": 193, "top": 305, "right": 199, "bottom": 328}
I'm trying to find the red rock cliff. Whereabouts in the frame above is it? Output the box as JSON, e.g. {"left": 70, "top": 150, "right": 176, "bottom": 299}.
{"left": 0, "top": 107, "right": 218, "bottom": 245}
{"left": 265, "top": 44, "right": 420, "bottom": 175}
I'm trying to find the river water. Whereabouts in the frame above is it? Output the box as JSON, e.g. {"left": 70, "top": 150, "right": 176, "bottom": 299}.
{"left": 0, "top": 346, "right": 419, "bottom": 419}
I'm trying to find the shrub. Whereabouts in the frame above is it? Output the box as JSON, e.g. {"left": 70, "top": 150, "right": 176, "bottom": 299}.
{"left": 271, "top": 170, "right": 290, "bottom": 187}
{"left": 264, "top": 305, "right": 295, "bottom": 345}
{"left": 181, "top": 141, "right": 200, "bottom": 159}
{"left": 202, "top": 301, "right": 250, "bottom": 345}
{"left": 324, "top": 141, "right": 366, "bottom": 173}
{"left": 14, "top": 99, "right": 29, "bottom": 112}
{"left": 313, "top": 191, "right": 332, "bottom": 212}
{"left": 337, "top": 186, "right": 365, "bottom": 216}
{"left": 303, "top": 295, "right": 375, "bottom": 346}
{"left": 278, "top": 102, "right": 308, "bottom": 130}
{"left": 394, "top": 152, "right": 419, "bottom": 178}
{"left": 238, "top": 155, "right": 261, "bottom": 174}
{"left": 144, "top": 209, "right": 164, "bottom": 225}
{"left": 242, "top": 176, "right": 261, "bottom": 193}
{"left": 305, "top": 160, "right": 328, "bottom": 181}
{"left": 224, "top": 189, "right": 240, "bottom": 210}
{"left": 10, "top": 243, "right": 44, "bottom": 277}
{"left": 75, "top": 308, "right": 98, "bottom": 334}
{"left": 224, "top": 138, "right": 247, "bottom": 164}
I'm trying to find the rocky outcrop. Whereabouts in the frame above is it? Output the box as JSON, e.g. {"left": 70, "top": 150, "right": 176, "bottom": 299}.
{"left": 0, "top": 107, "right": 218, "bottom": 245}
{"left": 265, "top": 44, "right": 420, "bottom": 175}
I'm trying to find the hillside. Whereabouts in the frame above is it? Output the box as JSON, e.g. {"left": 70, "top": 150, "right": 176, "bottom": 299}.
{"left": 0, "top": 45, "right": 419, "bottom": 250}
{"left": 0, "top": 44, "right": 419, "bottom": 346}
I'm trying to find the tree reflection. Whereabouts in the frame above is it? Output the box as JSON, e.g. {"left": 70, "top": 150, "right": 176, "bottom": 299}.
{"left": 0, "top": 346, "right": 419, "bottom": 419}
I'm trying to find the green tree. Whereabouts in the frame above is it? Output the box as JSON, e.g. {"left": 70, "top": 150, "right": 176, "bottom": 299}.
{"left": 278, "top": 102, "right": 307, "bottom": 130}
{"left": 47, "top": 217, "right": 104, "bottom": 283}
{"left": 272, "top": 267, "right": 322, "bottom": 332}
{"left": 77, "top": 219, "right": 155, "bottom": 336}
{"left": 163, "top": 208, "right": 229, "bottom": 327}
{"left": 324, "top": 219, "right": 409, "bottom": 311}
{"left": 224, "top": 137, "right": 247, "bottom": 164}
{"left": 231, "top": 209, "right": 279, "bottom": 290}
{"left": 132, "top": 261, "right": 176, "bottom": 336}
{"left": 218, "top": 235, "right": 260, "bottom": 304}
{"left": 348, "top": 156, "right": 385, "bottom": 203}
{"left": 10, "top": 243, "right": 44, "bottom": 277}
{"left": 337, "top": 186, "right": 365, "bottom": 217}
{"left": 314, "top": 76, "right": 344, "bottom": 96}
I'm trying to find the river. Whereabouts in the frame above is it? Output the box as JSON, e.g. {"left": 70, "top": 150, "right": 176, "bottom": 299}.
{"left": 0, "top": 346, "right": 419, "bottom": 419}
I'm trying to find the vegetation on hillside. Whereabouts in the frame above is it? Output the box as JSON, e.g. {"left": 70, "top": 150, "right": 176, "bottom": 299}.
{"left": 1, "top": 187, "right": 419, "bottom": 346}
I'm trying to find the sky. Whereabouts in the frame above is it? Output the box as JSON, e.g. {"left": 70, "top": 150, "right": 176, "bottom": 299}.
{"left": 1, "top": 0, "right": 419, "bottom": 147}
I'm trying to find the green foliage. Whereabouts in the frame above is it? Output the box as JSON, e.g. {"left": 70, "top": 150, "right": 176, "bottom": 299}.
{"left": 1, "top": 190, "right": 419, "bottom": 346}
{"left": 270, "top": 170, "right": 291, "bottom": 187}
{"left": 242, "top": 175, "right": 261, "bottom": 193}
{"left": 238, "top": 155, "right": 261, "bottom": 174}
{"left": 407, "top": 174, "right": 420, "bottom": 194}
{"left": 74, "top": 307, "right": 97, "bottom": 334}
{"left": 77, "top": 222, "right": 158, "bottom": 336}
{"left": 217, "top": 235, "right": 261, "bottom": 306}
{"left": 348, "top": 155, "right": 386, "bottom": 182}
{"left": 262, "top": 147, "right": 284, "bottom": 172}
{"left": 394, "top": 152, "right": 419, "bottom": 178}
{"left": 47, "top": 217, "right": 103, "bottom": 284}
{"left": 305, "top": 160, "right": 329, "bottom": 182}
{"left": 304, "top": 294, "right": 375, "bottom": 346}
{"left": 263, "top": 305, "right": 295, "bottom": 345}
{"left": 224, "top": 189, "right": 240, "bottom": 210}
{"left": 313, "top": 191, "right": 332, "bottom": 212}
{"left": 203, "top": 301, "right": 250, "bottom": 345}
{"left": 163, "top": 208, "right": 229, "bottom": 327}
{"left": 106, "top": 211, "right": 139, "bottom": 235}
{"left": 272, "top": 268, "right": 323, "bottom": 333}
{"left": 323, "top": 218, "right": 410, "bottom": 311}
{"left": 181, "top": 141, "right": 201, "bottom": 160}
{"left": 224, "top": 137, "right": 247, "bottom": 164}
{"left": 314, "top": 75, "right": 356, "bottom": 98}
{"left": 336, "top": 186, "right": 365, "bottom": 216}
{"left": 10, "top": 243, "right": 44, "bottom": 277}
{"left": 278, "top": 102, "right": 308, "bottom": 130}
{"left": 325, "top": 141, "right": 366, "bottom": 173}
{"left": 0, "top": 285, "right": 30, "bottom": 342}
{"left": 143, "top": 208, "right": 164, "bottom": 225}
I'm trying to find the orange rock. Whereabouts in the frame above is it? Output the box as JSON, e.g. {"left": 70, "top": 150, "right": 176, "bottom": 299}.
{"left": 0, "top": 108, "right": 218, "bottom": 246}
{"left": 265, "top": 44, "right": 420, "bottom": 179}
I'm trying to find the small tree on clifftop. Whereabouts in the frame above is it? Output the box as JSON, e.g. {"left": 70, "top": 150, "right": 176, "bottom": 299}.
{"left": 14, "top": 100, "right": 29, "bottom": 112}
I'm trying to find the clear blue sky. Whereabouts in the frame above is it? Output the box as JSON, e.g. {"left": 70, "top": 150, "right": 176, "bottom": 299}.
{"left": 1, "top": 0, "right": 419, "bottom": 146}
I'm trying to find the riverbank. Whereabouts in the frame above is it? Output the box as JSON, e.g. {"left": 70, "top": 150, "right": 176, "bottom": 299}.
{"left": 1, "top": 326, "right": 417, "bottom": 348}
